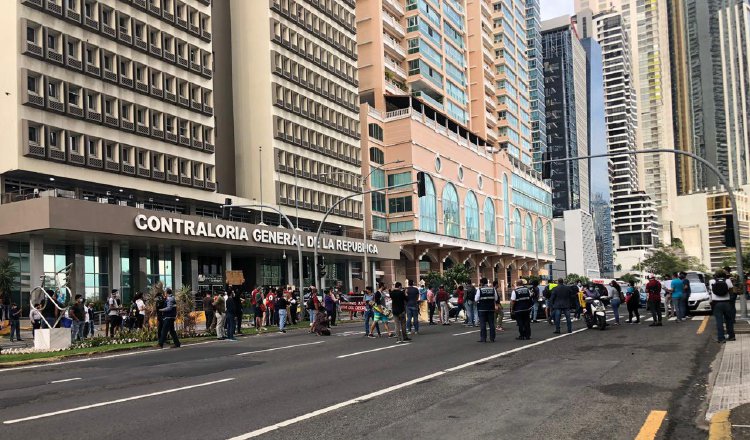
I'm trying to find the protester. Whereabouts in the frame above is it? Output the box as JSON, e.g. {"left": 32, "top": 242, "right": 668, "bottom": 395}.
{"left": 437, "top": 285, "right": 450, "bottom": 325}
{"left": 255, "top": 288, "right": 265, "bottom": 334}
{"left": 625, "top": 281, "right": 640, "bottom": 324}
{"left": 680, "top": 272, "right": 691, "bottom": 319}
{"left": 390, "top": 282, "right": 410, "bottom": 343}
{"left": 669, "top": 272, "right": 685, "bottom": 322}
{"left": 157, "top": 288, "right": 180, "bottom": 348}
{"left": 464, "top": 280, "right": 477, "bottom": 326}
{"left": 84, "top": 302, "right": 94, "bottom": 338}
{"left": 312, "top": 305, "right": 330, "bottom": 336}
{"left": 155, "top": 291, "right": 166, "bottom": 338}
{"left": 427, "top": 286, "right": 437, "bottom": 325}
{"left": 324, "top": 289, "right": 336, "bottom": 327}
{"left": 277, "top": 290, "right": 289, "bottom": 333}
{"left": 710, "top": 270, "right": 735, "bottom": 343}
{"left": 213, "top": 292, "right": 227, "bottom": 340}
{"left": 107, "top": 290, "right": 121, "bottom": 337}
{"left": 493, "top": 280, "right": 505, "bottom": 332}
{"left": 646, "top": 276, "right": 663, "bottom": 327}
{"left": 69, "top": 294, "right": 85, "bottom": 342}
{"left": 405, "top": 280, "right": 420, "bottom": 335}
{"left": 203, "top": 291, "right": 214, "bottom": 331}
{"left": 289, "top": 289, "right": 298, "bottom": 325}
{"left": 225, "top": 291, "right": 238, "bottom": 341}
{"left": 511, "top": 279, "right": 533, "bottom": 340}
{"left": 368, "top": 287, "right": 393, "bottom": 338}
{"left": 454, "top": 285, "right": 465, "bottom": 323}
{"left": 530, "top": 280, "right": 541, "bottom": 323}
{"left": 133, "top": 292, "right": 145, "bottom": 329}
{"left": 363, "top": 286, "right": 376, "bottom": 336}
{"left": 30, "top": 303, "right": 43, "bottom": 339}
{"left": 549, "top": 279, "right": 573, "bottom": 334}
{"left": 234, "top": 290, "right": 244, "bottom": 334}
{"left": 609, "top": 280, "right": 624, "bottom": 325}
{"left": 475, "top": 278, "right": 498, "bottom": 343}
{"left": 9, "top": 303, "right": 22, "bottom": 342}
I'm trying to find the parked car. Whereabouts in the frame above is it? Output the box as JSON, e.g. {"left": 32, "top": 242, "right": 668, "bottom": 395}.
{"left": 687, "top": 282, "right": 711, "bottom": 314}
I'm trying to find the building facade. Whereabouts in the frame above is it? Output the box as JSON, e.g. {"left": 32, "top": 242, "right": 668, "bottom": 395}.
{"left": 525, "top": 0, "right": 546, "bottom": 173}
{"left": 541, "top": 16, "right": 589, "bottom": 216}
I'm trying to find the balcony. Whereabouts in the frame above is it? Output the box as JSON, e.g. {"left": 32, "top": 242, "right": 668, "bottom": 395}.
{"left": 483, "top": 45, "right": 493, "bottom": 64}
{"left": 484, "top": 93, "right": 496, "bottom": 110}
{"left": 485, "top": 111, "right": 497, "bottom": 126}
{"left": 384, "top": 58, "right": 407, "bottom": 81}
{"left": 383, "top": 0, "right": 404, "bottom": 17}
{"left": 385, "top": 79, "right": 407, "bottom": 96}
{"left": 382, "top": 14, "right": 405, "bottom": 39}
{"left": 383, "top": 34, "right": 405, "bottom": 60}
{"left": 413, "top": 91, "right": 444, "bottom": 111}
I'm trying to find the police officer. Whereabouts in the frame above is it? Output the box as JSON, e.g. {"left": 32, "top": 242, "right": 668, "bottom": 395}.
{"left": 475, "top": 277, "right": 498, "bottom": 343}
{"left": 511, "top": 279, "right": 533, "bottom": 340}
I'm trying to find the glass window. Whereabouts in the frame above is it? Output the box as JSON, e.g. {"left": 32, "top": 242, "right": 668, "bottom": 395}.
{"left": 387, "top": 172, "right": 411, "bottom": 188}
{"left": 372, "top": 216, "right": 387, "bottom": 232}
{"left": 146, "top": 249, "right": 173, "bottom": 289}
{"left": 484, "top": 198, "right": 496, "bottom": 244}
{"left": 368, "top": 123, "right": 383, "bottom": 141}
{"left": 546, "top": 222, "right": 553, "bottom": 254}
{"left": 419, "top": 174, "right": 437, "bottom": 233}
{"left": 84, "top": 246, "right": 109, "bottom": 301}
{"left": 370, "top": 167, "right": 385, "bottom": 190}
{"left": 369, "top": 147, "right": 384, "bottom": 165}
{"left": 513, "top": 209, "right": 521, "bottom": 249}
{"left": 536, "top": 218, "right": 544, "bottom": 253}
{"left": 371, "top": 192, "right": 386, "bottom": 214}
{"left": 525, "top": 214, "right": 534, "bottom": 252}
{"left": 503, "top": 175, "right": 511, "bottom": 246}
{"left": 388, "top": 196, "right": 413, "bottom": 213}
{"left": 465, "top": 191, "right": 479, "bottom": 241}
{"left": 390, "top": 220, "right": 414, "bottom": 233}
{"left": 442, "top": 183, "right": 460, "bottom": 238}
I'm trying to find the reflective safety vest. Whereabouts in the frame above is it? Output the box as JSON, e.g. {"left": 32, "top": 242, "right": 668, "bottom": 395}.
{"left": 477, "top": 287, "right": 496, "bottom": 311}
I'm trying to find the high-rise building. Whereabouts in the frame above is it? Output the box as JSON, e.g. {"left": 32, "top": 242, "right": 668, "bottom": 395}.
{"left": 576, "top": 0, "right": 678, "bottom": 245}
{"left": 541, "top": 16, "right": 589, "bottom": 216}
{"left": 355, "top": 0, "right": 555, "bottom": 293}
{"left": 526, "top": 0, "right": 546, "bottom": 173}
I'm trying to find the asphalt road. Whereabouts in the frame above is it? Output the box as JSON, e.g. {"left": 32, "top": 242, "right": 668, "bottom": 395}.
{"left": 0, "top": 314, "right": 719, "bottom": 440}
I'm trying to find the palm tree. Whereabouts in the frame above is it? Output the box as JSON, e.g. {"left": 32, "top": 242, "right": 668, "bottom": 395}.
{"left": 0, "top": 258, "right": 20, "bottom": 314}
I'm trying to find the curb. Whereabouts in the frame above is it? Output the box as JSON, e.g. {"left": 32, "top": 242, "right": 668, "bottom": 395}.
{"left": 709, "top": 410, "right": 732, "bottom": 440}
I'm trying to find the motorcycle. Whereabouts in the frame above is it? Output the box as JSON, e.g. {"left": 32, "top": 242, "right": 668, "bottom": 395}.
{"left": 583, "top": 296, "right": 608, "bottom": 330}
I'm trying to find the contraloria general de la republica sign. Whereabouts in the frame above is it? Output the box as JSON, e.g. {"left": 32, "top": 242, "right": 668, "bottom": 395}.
{"left": 134, "top": 214, "right": 379, "bottom": 255}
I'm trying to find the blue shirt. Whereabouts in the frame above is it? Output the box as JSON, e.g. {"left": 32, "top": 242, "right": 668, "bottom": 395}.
{"left": 670, "top": 278, "right": 684, "bottom": 299}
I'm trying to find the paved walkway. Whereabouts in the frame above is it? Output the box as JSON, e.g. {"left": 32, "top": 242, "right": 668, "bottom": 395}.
{"left": 706, "top": 317, "right": 750, "bottom": 422}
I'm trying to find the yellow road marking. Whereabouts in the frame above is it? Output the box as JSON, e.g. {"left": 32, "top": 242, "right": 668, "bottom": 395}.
{"left": 709, "top": 410, "right": 732, "bottom": 440}
{"left": 698, "top": 316, "right": 710, "bottom": 335}
{"left": 635, "top": 410, "right": 667, "bottom": 440}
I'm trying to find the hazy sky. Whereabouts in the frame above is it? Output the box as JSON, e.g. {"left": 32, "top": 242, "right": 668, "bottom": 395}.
{"left": 540, "top": 0, "right": 574, "bottom": 21}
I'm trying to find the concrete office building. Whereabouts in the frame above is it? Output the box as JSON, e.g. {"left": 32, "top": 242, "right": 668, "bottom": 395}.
{"left": 553, "top": 210, "right": 601, "bottom": 278}
{"left": 541, "top": 16, "right": 589, "bottom": 216}
{"left": 576, "top": 0, "right": 678, "bottom": 245}
{"left": 0, "top": 0, "right": 400, "bottom": 307}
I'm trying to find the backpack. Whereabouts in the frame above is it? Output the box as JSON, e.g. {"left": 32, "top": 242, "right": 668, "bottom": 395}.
{"left": 713, "top": 279, "right": 729, "bottom": 297}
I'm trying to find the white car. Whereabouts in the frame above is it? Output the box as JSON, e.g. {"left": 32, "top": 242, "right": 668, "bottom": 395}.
{"left": 687, "top": 282, "right": 712, "bottom": 314}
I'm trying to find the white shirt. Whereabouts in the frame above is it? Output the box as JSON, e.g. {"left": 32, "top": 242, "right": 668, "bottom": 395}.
{"left": 84, "top": 305, "right": 90, "bottom": 323}
{"left": 709, "top": 279, "right": 734, "bottom": 301}
{"left": 136, "top": 299, "right": 146, "bottom": 315}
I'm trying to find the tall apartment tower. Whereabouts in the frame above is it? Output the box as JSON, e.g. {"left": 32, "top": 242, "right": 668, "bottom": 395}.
{"left": 541, "top": 16, "right": 590, "bottom": 217}
{"left": 526, "top": 0, "right": 546, "bottom": 173}
{"left": 576, "top": 0, "right": 677, "bottom": 245}
{"left": 216, "top": 0, "right": 363, "bottom": 229}
{"left": 1, "top": 0, "right": 217, "bottom": 198}
{"left": 671, "top": 0, "right": 750, "bottom": 192}
{"left": 466, "top": 0, "right": 499, "bottom": 143}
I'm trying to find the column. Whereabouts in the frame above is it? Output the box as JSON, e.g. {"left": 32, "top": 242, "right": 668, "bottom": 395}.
{"left": 225, "top": 250, "right": 232, "bottom": 272}
{"left": 346, "top": 260, "right": 353, "bottom": 292}
{"left": 29, "top": 235, "right": 44, "bottom": 294}
{"left": 497, "top": 263, "right": 508, "bottom": 302}
{"left": 173, "top": 246, "right": 183, "bottom": 290}
{"left": 137, "top": 250, "right": 148, "bottom": 291}
{"left": 190, "top": 254, "right": 199, "bottom": 294}
{"left": 110, "top": 242, "right": 121, "bottom": 293}
{"left": 73, "top": 245, "right": 85, "bottom": 299}
{"left": 287, "top": 256, "right": 293, "bottom": 287}
{"left": 371, "top": 261, "right": 377, "bottom": 289}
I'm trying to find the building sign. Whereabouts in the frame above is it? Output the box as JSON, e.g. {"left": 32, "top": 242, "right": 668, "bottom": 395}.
{"left": 134, "top": 214, "right": 379, "bottom": 255}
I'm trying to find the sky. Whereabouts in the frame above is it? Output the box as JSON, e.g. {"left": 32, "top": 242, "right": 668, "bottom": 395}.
{"left": 540, "top": 0, "right": 574, "bottom": 21}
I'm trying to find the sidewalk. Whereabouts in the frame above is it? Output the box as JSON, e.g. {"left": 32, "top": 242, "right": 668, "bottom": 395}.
{"left": 706, "top": 315, "right": 750, "bottom": 437}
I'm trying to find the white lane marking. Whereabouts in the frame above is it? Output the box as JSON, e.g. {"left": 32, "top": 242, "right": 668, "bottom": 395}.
{"left": 235, "top": 341, "right": 324, "bottom": 356}
{"left": 336, "top": 344, "right": 407, "bottom": 359}
{"left": 50, "top": 378, "right": 82, "bottom": 384}
{"left": 4, "top": 378, "right": 235, "bottom": 425}
{"left": 452, "top": 330, "right": 478, "bottom": 336}
{"left": 335, "top": 331, "right": 366, "bottom": 337}
{"left": 228, "top": 326, "right": 591, "bottom": 439}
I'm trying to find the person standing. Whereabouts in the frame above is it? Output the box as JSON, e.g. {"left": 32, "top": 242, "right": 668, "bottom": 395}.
{"left": 427, "top": 286, "right": 437, "bottom": 325}
{"left": 625, "top": 281, "right": 640, "bottom": 324}
{"left": 464, "top": 281, "right": 477, "bottom": 326}
{"left": 646, "top": 276, "right": 663, "bottom": 326}
{"left": 549, "top": 279, "right": 573, "bottom": 334}
{"left": 107, "top": 290, "right": 121, "bottom": 337}
{"left": 254, "top": 288, "right": 265, "bottom": 334}
{"left": 680, "top": 272, "right": 691, "bottom": 318}
{"left": 669, "top": 272, "right": 685, "bottom": 322}
{"left": 133, "top": 292, "right": 146, "bottom": 329}
{"left": 30, "top": 303, "right": 43, "bottom": 339}
{"left": 545, "top": 279, "right": 557, "bottom": 324}
{"left": 405, "top": 280, "right": 420, "bottom": 335}
{"left": 224, "top": 291, "right": 238, "bottom": 341}
{"left": 493, "top": 280, "right": 505, "bottom": 332}
{"left": 475, "top": 278, "right": 498, "bottom": 343}
{"left": 203, "top": 291, "right": 214, "bottom": 332}
{"left": 454, "top": 285, "right": 465, "bottom": 323}
{"left": 363, "top": 286, "right": 377, "bottom": 336}
{"left": 368, "top": 287, "right": 394, "bottom": 338}
{"left": 609, "top": 280, "right": 624, "bottom": 325}
{"left": 324, "top": 289, "right": 336, "bottom": 327}
{"left": 155, "top": 291, "right": 166, "bottom": 338}
{"left": 213, "top": 292, "right": 227, "bottom": 340}
{"left": 234, "top": 290, "right": 245, "bottom": 335}
{"left": 530, "top": 280, "right": 541, "bottom": 323}
{"left": 289, "top": 289, "right": 298, "bottom": 325}
{"left": 511, "top": 280, "right": 533, "bottom": 340}
{"left": 9, "top": 302, "right": 22, "bottom": 342}
{"left": 277, "top": 291, "right": 289, "bottom": 333}
{"left": 710, "top": 270, "right": 735, "bottom": 343}
{"left": 437, "top": 285, "right": 450, "bottom": 325}
{"left": 157, "top": 288, "right": 180, "bottom": 348}
{"left": 69, "top": 294, "right": 85, "bottom": 342}
{"left": 390, "top": 282, "right": 410, "bottom": 343}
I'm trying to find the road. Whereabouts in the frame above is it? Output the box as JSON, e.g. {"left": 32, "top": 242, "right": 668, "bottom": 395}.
{"left": 0, "top": 314, "right": 719, "bottom": 439}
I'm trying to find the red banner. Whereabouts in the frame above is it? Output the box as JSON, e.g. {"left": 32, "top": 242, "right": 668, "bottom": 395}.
{"left": 340, "top": 301, "right": 366, "bottom": 312}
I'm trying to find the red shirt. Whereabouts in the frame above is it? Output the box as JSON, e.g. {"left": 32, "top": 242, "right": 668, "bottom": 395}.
{"left": 456, "top": 290, "right": 465, "bottom": 305}
{"left": 646, "top": 280, "right": 662, "bottom": 302}
{"left": 437, "top": 289, "right": 449, "bottom": 303}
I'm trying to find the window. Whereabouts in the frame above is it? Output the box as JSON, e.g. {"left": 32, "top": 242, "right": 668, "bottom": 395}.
{"left": 390, "top": 221, "right": 414, "bottom": 233}
{"left": 87, "top": 138, "right": 97, "bottom": 156}
{"left": 26, "top": 27, "right": 36, "bottom": 44}
{"left": 87, "top": 93, "right": 96, "bottom": 110}
{"left": 47, "top": 34, "right": 57, "bottom": 51}
{"left": 106, "top": 143, "right": 114, "bottom": 159}
{"left": 48, "top": 82, "right": 58, "bottom": 99}
{"left": 458, "top": 166, "right": 464, "bottom": 181}
{"left": 442, "top": 183, "right": 460, "bottom": 238}
{"left": 484, "top": 198, "right": 496, "bottom": 244}
{"left": 435, "top": 156, "right": 442, "bottom": 172}
{"left": 28, "top": 126, "right": 38, "bottom": 143}
{"left": 68, "top": 86, "right": 79, "bottom": 105}
{"left": 513, "top": 209, "right": 522, "bottom": 249}
{"left": 387, "top": 172, "right": 411, "bottom": 187}
{"left": 536, "top": 218, "right": 544, "bottom": 253}
{"left": 419, "top": 174, "right": 437, "bottom": 233}
{"left": 525, "top": 214, "right": 534, "bottom": 252}
{"left": 27, "top": 76, "right": 38, "bottom": 94}
{"left": 465, "top": 191, "right": 479, "bottom": 241}
{"left": 122, "top": 148, "right": 129, "bottom": 162}
{"left": 369, "top": 147, "right": 384, "bottom": 165}
{"left": 372, "top": 216, "right": 387, "bottom": 232}
{"left": 68, "top": 134, "right": 78, "bottom": 152}
{"left": 368, "top": 123, "right": 383, "bottom": 141}
{"left": 371, "top": 192, "right": 386, "bottom": 214}
{"left": 388, "top": 196, "right": 413, "bottom": 213}
{"left": 49, "top": 130, "right": 58, "bottom": 148}
{"left": 503, "top": 175, "right": 510, "bottom": 246}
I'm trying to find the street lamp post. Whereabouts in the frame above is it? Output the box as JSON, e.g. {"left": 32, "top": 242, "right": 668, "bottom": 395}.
{"left": 318, "top": 160, "right": 404, "bottom": 289}
{"left": 536, "top": 148, "right": 748, "bottom": 319}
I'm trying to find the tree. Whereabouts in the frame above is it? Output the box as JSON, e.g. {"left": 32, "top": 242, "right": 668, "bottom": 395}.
{"left": 0, "top": 259, "right": 20, "bottom": 307}
{"left": 564, "top": 273, "right": 590, "bottom": 285}
{"left": 619, "top": 273, "right": 641, "bottom": 286}
{"left": 443, "top": 264, "right": 472, "bottom": 288}
{"left": 633, "top": 244, "right": 707, "bottom": 278}
{"left": 176, "top": 285, "right": 196, "bottom": 335}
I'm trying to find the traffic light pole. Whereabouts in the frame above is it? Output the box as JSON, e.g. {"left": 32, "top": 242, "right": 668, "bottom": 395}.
{"left": 313, "top": 180, "right": 419, "bottom": 290}
{"left": 537, "top": 148, "right": 747, "bottom": 318}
